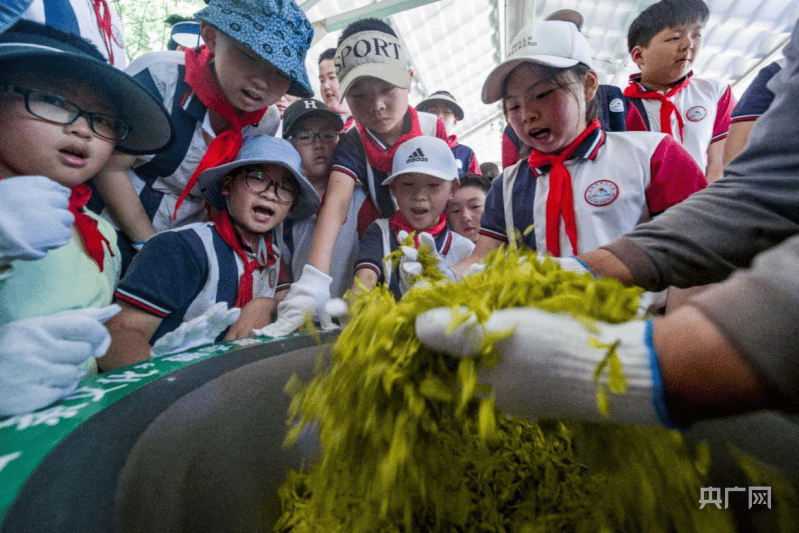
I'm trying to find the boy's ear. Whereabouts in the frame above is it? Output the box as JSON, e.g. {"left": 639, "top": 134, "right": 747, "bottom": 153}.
{"left": 201, "top": 23, "right": 217, "bottom": 54}
{"left": 583, "top": 70, "right": 599, "bottom": 103}
{"left": 221, "top": 175, "right": 233, "bottom": 197}
{"left": 630, "top": 45, "right": 645, "bottom": 68}
{"left": 449, "top": 180, "right": 460, "bottom": 197}
{"left": 406, "top": 69, "right": 413, "bottom": 93}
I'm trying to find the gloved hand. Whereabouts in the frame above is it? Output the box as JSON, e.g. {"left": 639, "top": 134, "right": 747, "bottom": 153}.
{"left": 0, "top": 305, "right": 120, "bottom": 417}
{"left": 415, "top": 306, "right": 673, "bottom": 427}
{"left": 537, "top": 254, "right": 595, "bottom": 277}
{"left": 151, "top": 302, "right": 241, "bottom": 357}
{"left": 0, "top": 176, "right": 74, "bottom": 264}
{"left": 254, "top": 264, "right": 334, "bottom": 338}
{"left": 397, "top": 231, "right": 456, "bottom": 294}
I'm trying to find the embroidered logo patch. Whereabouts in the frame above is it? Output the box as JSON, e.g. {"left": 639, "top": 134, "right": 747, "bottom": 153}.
{"left": 686, "top": 106, "right": 707, "bottom": 122}
{"left": 584, "top": 180, "right": 619, "bottom": 206}
{"left": 608, "top": 98, "right": 625, "bottom": 113}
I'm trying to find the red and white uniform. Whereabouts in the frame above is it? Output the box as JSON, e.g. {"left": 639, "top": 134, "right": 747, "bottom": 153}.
{"left": 625, "top": 73, "right": 735, "bottom": 172}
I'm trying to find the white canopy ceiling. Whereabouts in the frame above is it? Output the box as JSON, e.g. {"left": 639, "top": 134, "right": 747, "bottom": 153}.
{"left": 300, "top": 0, "right": 797, "bottom": 165}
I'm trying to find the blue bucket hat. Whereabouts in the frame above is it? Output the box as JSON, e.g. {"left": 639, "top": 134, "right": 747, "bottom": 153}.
{"left": 198, "top": 136, "right": 320, "bottom": 221}
{"left": 194, "top": 0, "right": 314, "bottom": 98}
{"left": 0, "top": 0, "right": 31, "bottom": 35}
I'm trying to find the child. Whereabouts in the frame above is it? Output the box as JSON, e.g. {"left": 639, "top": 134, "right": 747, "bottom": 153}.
{"left": 446, "top": 173, "right": 491, "bottom": 244}
{"left": 354, "top": 136, "right": 474, "bottom": 299}
{"left": 0, "top": 20, "right": 173, "bottom": 411}
{"left": 452, "top": 20, "right": 707, "bottom": 277}
{"left": 415, "top": 90, "right": 481, "bottom": 175}
{"left": 501, "top": 9, "right": 630, "bottom": 169}
{"left": 101, "top": 136, "right": 319, "bottom": 370}
{"left": 94, "top": 0, "right": 314, "bottom": 248}
{"left": 261, "top": 18, "right": 451, "bottom": 336}
{"left": 317, "top": 47, "right": 353, "bottom": 129}
{"left": 624, "top": 0, "right": 735, "bottom": 183}
{"left": 279, "top": 98, "right": 364, "bottom": 299}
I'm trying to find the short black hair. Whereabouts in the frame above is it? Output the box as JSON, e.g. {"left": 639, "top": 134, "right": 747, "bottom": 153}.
{"left": 318, "top": 48, "right": 336, "bottom": 64}
{"left": 337, "top": 17, "right": 396, "bottom": 47}
{"left": 627, "top": 0, "right": 710, "bottom": 52}
{"left": 458, "top": 173, "right": 491, "bottom": 192}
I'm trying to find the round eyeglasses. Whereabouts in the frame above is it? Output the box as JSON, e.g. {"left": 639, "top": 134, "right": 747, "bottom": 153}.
{"left": 1, "top": 85, "right": 130, "bottom": 142}
{"left": 291, "top": 130, "right": 338, "bottom": 145}
{"left": 235, "top": 168, "right": 298, "bottom": 203}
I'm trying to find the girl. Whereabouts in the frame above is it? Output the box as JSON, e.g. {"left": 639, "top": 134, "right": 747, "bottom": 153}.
{"left": 453, "top": 20, "right": 707, "bottom": 277}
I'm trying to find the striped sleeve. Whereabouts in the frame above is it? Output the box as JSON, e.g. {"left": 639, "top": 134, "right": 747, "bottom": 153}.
{"left": 711, "top": 85, "right": 736, "bottom": 142}
{"left": 646, "top": 136, "right": 707, "bottom": 215}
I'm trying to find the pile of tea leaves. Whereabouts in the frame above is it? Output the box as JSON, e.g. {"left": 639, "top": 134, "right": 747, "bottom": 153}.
{"left": 275, "top": 243, "right": 795, "bottom": 532}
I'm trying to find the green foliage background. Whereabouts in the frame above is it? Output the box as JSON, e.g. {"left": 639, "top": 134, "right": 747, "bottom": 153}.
{"left": 112, "top": 0, "right": 205, "bottom": 62}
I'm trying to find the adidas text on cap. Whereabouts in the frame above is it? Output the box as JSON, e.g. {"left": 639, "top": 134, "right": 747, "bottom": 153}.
{"left": 384, "top": 136, "right": 458, "bottom": 186}
{"left": 481, "top": 20, "right": 593, "bottom": 104}
{"left": 335, "top": 30, "right": 409, "bottom": 99}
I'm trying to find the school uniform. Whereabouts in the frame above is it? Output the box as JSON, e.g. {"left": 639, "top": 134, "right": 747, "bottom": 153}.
{"left": 331, "top": 108, "right": 448, "bottom": 234}
{"left": 356, "top": 213, "right": 474, "bottom": 300}
{"left": 450, "top": 140, "right": 480, "bottom": 175}
{"left": 480, "top": 123, "right": 707, "bottom": 256}
{"left": 108, "top": 52, "right": 279, "bottom": 233}
{"left": 625, "top": 72, "right": 736, "bottom": 172}
{"left": 21, "top": 0, "right": 127, "bottom": 68}
{"left": 730, "top": 61, "right": 782, "bottom": 123}
{"left": 114, "top": 222, "right": 289, "bottom": 344}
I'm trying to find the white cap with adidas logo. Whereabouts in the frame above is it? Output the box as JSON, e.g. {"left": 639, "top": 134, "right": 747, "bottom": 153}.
{"left": 383, "top": 136, "right": 459, "bottom": 186}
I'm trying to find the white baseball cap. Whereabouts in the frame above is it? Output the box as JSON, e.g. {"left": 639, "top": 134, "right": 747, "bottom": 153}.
{"left": 383, "top": 136, "right": 458, "bottom": 186}
{"left": 334, "top": 30, "right": 410, "bottom": 99}
{"left": 481, "top": 20, "right": 593, "bottom": 104}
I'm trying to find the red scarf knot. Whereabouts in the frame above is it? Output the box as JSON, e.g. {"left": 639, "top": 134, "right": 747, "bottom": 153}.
{"left": 355, "top": 106, "right": 422, "bottom": 174}
{"left": 527, "top": 120, "right": 601, "bottom": 258}
{"left": 69, "top": 185, "right": 113, "bottom": 271}
{"left": 212, "top": 209, "right": 276, "bottom": 308}
{"left": 175, "top": 47, "right": 268, "bottom": 219}
{"left": 390, "top": 211, "right": 447, "bottom": 248}
{"left": 446, "top": 134, "right": 458, "bottom": 149}
{"left": 624, "top": 73, "right": 692, "bottom": 142}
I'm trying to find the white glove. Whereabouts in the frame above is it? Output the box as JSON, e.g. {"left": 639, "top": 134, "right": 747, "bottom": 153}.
{"left": 537, "top": 254, "right": 595, "bottom": 277}
{"left": 0, "top": 176, "right": 74, "bottom": 264}
{"left": 151, "top": 302, "right": 241, "bottom": 357}
{"left": 415, "top": 307, "right": 672, "bottom": 427}
{"left": 0, "top": 305, "right": 120, "bottom": 417}
{"left": 254, "top": 264, "right": 334, "bottom": 338}
{"left": 397, "top": 231, "right": 456, "bottom": 294}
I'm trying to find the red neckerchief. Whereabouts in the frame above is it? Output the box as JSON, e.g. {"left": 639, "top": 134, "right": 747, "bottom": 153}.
{"left": 389, "top": 211, "right": 447, "bottom": 247}
{"left": 212, "top": 209, "right": 275, "bottom": 308}
{"left": 69, "top": 185, "right": 114, "bottom": 271}
{"left": 623, "top": 73, "right": 692, "bottom": 142}
{"left": 527, "top": 119, "right": 601, "bottom": 257}
{"left": 175, "top": 47, "right": 268, "bottom": 218}
{"left": 91, "top": 0, "right": 114, "bottom": 65}
{"left": 445, "top": 134, "right": 458, "bottom": 149}
{"left": 355, "top": 106, "right": 421, "bottom": 174}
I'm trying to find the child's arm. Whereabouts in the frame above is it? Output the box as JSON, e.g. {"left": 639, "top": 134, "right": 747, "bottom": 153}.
{"left": 705, "top": 140, "right": 725, "bottom": 184}
{"left": 99, "top": 301, "right": 162, "bottom": 371}
{"left": 95, "top": 152, "right": 157, "bottom": 243}
{"left": 223, "top": 294, "right": 282, "bottom": 340}
{"left": 452, "top": 235, "right": 503, "bottom": 278}
{"left": 307, "top": 171, "right": 356, "bottom": 271}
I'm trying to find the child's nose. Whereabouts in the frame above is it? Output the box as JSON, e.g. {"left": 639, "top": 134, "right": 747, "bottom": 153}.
{"left": 65, "top": 115, "right": 94, "bottom": 138}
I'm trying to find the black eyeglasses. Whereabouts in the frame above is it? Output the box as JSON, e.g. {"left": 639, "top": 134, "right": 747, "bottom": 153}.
{"left": 291, "top": 130, "right": 338, "bottom": 145}
{"left": 0, "top": 85, "right": 130, "bottom": 142}
{"left": 235, "top": 168, "right": 298, "bottom": 203}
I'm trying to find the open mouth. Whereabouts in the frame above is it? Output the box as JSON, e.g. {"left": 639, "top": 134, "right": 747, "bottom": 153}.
{"left": 253, "top": 205, "right": 275, "bottom": 222}
{"left": 59, "top": 145, "right": 88, "bottom": 166}
{"left": 530, "top": 128, "right": 551, "bottom": 140}
{"left": 410, "top": 207, "right": 428, "bottom": 216}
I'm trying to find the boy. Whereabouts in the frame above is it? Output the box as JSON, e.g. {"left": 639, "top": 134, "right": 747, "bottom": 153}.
{"left": 0, "top": 20, "right": 173, "bottom": 412}
{"left": 261, "top": 18, "right": 452, "bottom": 336}
{"left": 279, "top": 97, "right": 364, "bottom": 299}
{"left": 317, "top": 47, "right": 353, "bottom": 129}
{"left": 93, "top": 0, "right": 314, "bottom": 248}
{"left": 101, "top": 136, "right": 319, "bottom": 370}
{"left": 354, "top": 136, "right": 474, "bottom": 300}
{"left": 415, "top": 90, "right": 481, "bottom": 175}
{"left": 624, "top": 0, "right": 736, "bottom": 183}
